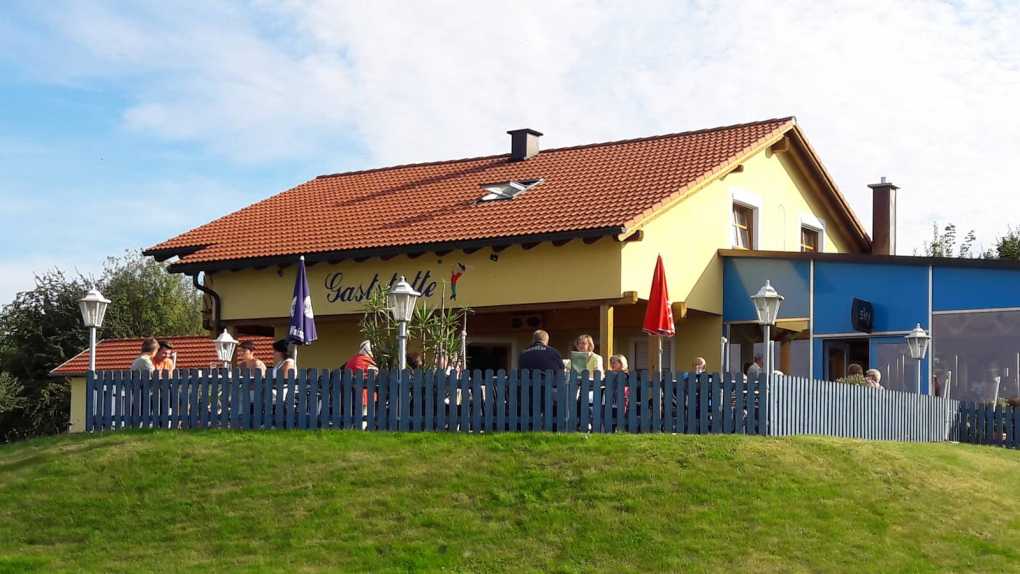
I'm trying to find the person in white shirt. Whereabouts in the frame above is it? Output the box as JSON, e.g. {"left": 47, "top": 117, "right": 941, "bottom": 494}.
{"left": 130, "top": 337, "right": 158, "bottom": 373}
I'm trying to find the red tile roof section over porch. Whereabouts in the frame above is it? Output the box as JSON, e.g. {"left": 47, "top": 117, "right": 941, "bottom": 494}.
{"left": 49, "top": 336, "right": 275, "bottom": 377}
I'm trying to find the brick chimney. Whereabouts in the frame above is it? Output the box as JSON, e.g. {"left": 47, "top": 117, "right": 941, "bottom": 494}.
{"left": 507, "top": 128, "right": 542, "bottom": 161}
{"left": 868, "top": 177, "right": 898, "bottom": 255}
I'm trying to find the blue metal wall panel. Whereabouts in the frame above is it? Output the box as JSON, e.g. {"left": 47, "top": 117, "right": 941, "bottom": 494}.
{"left": 813, "top": 261, "right": 928, "bottom": 334}
{"left": 933, "top": 266, "right": 1020, "bottom": 311}
{"left": 723, "top": 258, "right": 810, "bottom": 322}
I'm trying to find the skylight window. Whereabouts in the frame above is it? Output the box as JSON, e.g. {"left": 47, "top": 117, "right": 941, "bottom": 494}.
{"left": 479, "top": 178, "right": 543, "bottom": 202}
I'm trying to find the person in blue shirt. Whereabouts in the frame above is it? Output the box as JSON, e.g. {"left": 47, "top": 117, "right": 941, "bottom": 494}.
{"left": 518, "top": 330, "right": 563, "bottom": 372}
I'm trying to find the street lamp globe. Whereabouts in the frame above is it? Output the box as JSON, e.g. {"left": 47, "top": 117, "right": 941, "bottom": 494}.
{"left": 79, "top": 289, "right": 111, "bottom": 329}
{"left": 214, "top": 329, "right": 239, "bottom": 364}
{"left": 905, "top": 323, "right": 930, "bottom": 360}
{"left": 387, "top": 276, "right": 421, "bottom": 323}
{"left": 751, "top": 280, "right": 784, "bottom": 326}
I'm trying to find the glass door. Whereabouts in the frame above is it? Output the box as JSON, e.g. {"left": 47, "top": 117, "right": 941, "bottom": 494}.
{"left": 870, "top": 336, "right": 922, "bottom": 393}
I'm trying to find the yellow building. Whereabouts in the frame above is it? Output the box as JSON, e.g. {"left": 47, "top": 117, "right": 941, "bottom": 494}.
{"left": 144, "top": 118, "right": 870, "bottom": 374}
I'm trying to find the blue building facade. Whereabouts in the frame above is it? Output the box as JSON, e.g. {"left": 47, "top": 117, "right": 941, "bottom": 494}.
{"left": 722, "top": 251, "right": 1020, "bottom": 404}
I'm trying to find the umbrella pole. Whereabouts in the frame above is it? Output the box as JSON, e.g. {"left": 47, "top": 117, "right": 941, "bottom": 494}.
{"left": 656, "top": 336, "right": 663, "bottom": 376}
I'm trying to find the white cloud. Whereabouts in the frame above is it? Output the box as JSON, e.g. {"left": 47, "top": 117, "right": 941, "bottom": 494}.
{"left": 8, "top": 0, "right": 1020, "bottom": 258}
{"left": 0, "top": 176, "right": 252, "bottom": 304}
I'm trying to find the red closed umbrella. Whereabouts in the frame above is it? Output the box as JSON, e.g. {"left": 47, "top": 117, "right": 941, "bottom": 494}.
{"left": 643, "top": 255, "right": 674, "bottom": 372}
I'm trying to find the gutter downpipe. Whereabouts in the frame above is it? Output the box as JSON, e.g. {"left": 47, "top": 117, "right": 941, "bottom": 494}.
{"left": 192, "top": 272, "right": 222, "bottom": 334}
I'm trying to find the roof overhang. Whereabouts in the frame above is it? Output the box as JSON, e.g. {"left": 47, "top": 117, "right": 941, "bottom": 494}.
{"left": 781, "top": 126, "right": 872, "bottom": 253}
{"left": 148, "top": 226, "right": 628, "bottom": 274}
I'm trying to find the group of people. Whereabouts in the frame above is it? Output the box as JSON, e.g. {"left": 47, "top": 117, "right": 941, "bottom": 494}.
{"left": 839, "top": 363, "right": 884, "bottom": 389}
{"left": 130, "top": 337, "right": 178, "bottom": 373}
{"left": 131, "top": 330, "right": 714, "bottom": 378}
{"left": 518, "top": 329, "right": 708, "bottom": 376}
{"left": 129, "top": 336, "right": 292, "bottom": 378}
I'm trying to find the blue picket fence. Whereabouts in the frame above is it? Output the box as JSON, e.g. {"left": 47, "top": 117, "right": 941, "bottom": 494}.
{"left": 954, "top": 401, "right": 1020, "bottom": 448}
{"left": 83, "top": 369, "right": 1018, "bottom": 448}
{"left": 84, "top": 369, "right": 768, "bottom": 435}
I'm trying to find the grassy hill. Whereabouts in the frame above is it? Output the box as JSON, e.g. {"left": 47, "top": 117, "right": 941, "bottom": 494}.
{"left": 0, "top": 431, "right": 1018, "bottom": 573}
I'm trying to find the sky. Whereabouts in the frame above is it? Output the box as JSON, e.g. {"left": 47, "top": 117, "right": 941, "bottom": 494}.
{"left": 2, "top": 0, "right": 1019, "bottom": 305}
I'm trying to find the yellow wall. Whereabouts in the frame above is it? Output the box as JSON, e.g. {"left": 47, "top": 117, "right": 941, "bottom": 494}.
{"left": 68, "top": 377, "right": 85, "bottom": 433}
{"left": 272, "top": 318, "right": 363, "bottom": 370}
{"left": 621, "top": 146, "right": 858, "bottom": 315}
{"left": 209, "top": 240, "right": 622, "bottom": 321}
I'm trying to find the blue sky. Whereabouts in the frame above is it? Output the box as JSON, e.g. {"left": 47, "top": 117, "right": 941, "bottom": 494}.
{"left": 2, "top": 0, "right": 1020, "bottom": 304}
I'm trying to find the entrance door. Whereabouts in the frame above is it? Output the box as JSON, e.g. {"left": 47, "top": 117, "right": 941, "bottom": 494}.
{"left": 467, "top": 343, "right": 511, "bottom": 372}
{"left": 823, "top": 338, "right": 869, "bottom": 380}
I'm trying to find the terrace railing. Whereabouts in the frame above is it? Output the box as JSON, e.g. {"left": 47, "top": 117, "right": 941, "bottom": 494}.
{"left": 82, "top": 369, "right": 1018, "bottom": 449}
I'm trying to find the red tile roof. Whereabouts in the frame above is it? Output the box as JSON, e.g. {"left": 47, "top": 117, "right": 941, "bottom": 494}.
{"left": 49, "top": 336, "right": 275, "bottom": 376}
{"left": 146, "top": 117, "right": 867, "bottom": 270}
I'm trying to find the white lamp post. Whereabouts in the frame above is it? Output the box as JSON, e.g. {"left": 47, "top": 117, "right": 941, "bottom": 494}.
{"left": 214, "top": 329, "right": 239, "bottom": 369}
{"left": 78, "top": 289, "right": 111, "bottom": 372}
{"left": 387, "top": 276, "right": 421, "bottom": 370}
{"left": 751, "top": 280, "right": 784, "bottom": 382}
{"left": 905, "top": 323, "right": 930, "bottom": 394}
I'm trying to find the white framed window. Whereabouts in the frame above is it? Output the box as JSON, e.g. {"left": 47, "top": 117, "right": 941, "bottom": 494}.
{"left": 799, "top": 213, "right": 825, "bottom": 253}
{"left": 478, "top": 179, "right": 543, "bottom": 202}
{"left": 731, "top": 188, "right": 762, "bottom": 250}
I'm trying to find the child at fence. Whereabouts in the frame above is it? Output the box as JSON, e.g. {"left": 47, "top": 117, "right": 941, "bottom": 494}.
{"left": 609, "top": 354, "right": 630, "bottom": 422}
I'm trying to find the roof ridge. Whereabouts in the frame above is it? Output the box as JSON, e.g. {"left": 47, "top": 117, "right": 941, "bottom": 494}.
{"left": 314, "top": 116, "right": 796, "bottom": 181}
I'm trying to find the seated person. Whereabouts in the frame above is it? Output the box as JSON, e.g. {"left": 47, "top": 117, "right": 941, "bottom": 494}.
{"left": 237, "top": 340, "right": 267, "bottom": 376}
{"left": 152, "top": 340, "right": 177, "bottom": 372}
{"left": 518, "top": 330, "right": 563, "bottom": 373}
{"left": 568, "top": 334, "right": 604, "bottom": 374}
{"left": 838, "top": 363, "right": 867, "bottom": 386}
{"left": 270, "top": 339, "right": 296, "bottom": 378}
{"left": 864, "top": 368, "right": 883, "bottom": 389}
{"left": 131, "top": 337, "right": 158, "bottom": 373}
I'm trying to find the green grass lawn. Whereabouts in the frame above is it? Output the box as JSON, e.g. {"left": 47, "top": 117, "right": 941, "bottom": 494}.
{"left": 0, "top": 431, "right": 1018, "bottom": 573}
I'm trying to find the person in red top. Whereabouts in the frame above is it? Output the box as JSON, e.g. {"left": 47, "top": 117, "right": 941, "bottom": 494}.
{"left": 344, "top": 341, "right": 379, "bottom": 413}
{"left": 344, "top": 340, "right": 378, "bottom": 373}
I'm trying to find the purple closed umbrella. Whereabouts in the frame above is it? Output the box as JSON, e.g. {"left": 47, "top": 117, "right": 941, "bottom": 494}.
{"left": 288, "top": 256, "right": 318, "bottom": 346}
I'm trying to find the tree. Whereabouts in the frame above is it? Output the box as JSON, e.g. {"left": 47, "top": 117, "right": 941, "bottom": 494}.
{"left": 100, "top": 253, "right": 203, "bottom": 338}
{"left": 991, "top": 227, "right": 1020, "bottom": 260}
{"left": 918, "top": 223, "right": 979, "bottom": 258}
{"left": 357, "top": 284, "right": 469, "bottom": 370}
{"left": 0, "top": 251, "right": 203, "bottom": 441}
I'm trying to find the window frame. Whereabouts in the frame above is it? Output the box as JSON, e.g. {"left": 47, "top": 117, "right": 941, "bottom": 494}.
{"left": 800, "top": 226, "right": 820, "bottom": 252}
{"left": 733, "top": 204, "right": 754, "bottom": 250}
{"left": 799, "top": 213, "right": 826, "bottom": 253}
{"left": 730, "top": 188, "right": 762, "bottom": 251}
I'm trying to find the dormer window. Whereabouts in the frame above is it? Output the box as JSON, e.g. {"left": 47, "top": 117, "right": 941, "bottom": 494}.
{"left": 479, "top": 179, "right": 543, "bottom": 202}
